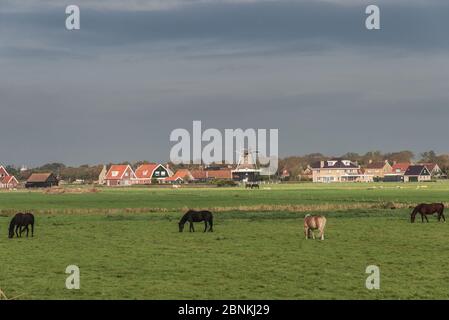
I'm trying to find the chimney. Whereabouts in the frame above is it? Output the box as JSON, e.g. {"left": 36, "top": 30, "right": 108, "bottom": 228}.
{"left": 320, "top": 161, "right": 324, "bottom": 168}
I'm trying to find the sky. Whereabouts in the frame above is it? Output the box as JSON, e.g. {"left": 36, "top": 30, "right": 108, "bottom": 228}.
{"left": 1, "top": 0, "right": 448, "bottom": 166}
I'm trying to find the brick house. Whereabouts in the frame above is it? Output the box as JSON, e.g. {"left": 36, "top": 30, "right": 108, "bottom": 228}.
{"left": 363, "top": 160, "right": 393, "bottom": 179}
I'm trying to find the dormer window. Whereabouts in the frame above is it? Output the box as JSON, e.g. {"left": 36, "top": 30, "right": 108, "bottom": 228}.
{"left": 111, "top": 171, "right": 119, "bottom": 177}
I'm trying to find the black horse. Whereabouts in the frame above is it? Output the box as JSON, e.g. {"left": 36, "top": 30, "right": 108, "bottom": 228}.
{"left": 410, "top": 203, "right": 445, "bottom": 223}
{"left": 245, "top": 183, "right": 260, "bottom": 189}
{"left": 9, "top": 213, "right": 35, "bottom": 238}
{"left": 179, "top": 210, "right": 213, "bottom": 232}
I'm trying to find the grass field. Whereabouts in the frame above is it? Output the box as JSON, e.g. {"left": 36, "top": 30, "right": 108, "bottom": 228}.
{"left": 1, "top": 182, "right": 449, "bottom": 299}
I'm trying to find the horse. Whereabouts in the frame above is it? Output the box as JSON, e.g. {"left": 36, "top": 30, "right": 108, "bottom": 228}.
{"left": 304, "top": 214, "right": 326, "bottom": 240}
{"left": 179, "top": 210, "right": 213, "bottom": 232}
{"left": 245, "top": 183, "right": 259, "bottom": 189}
{"left": 9, "top": 213, "right": 35, "bottom": 239}
{"left": 410, "top": 203, "right": 445, "bottom": 223}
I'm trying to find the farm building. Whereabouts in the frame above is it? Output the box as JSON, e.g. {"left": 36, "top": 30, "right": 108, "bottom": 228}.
{"left": 104, "top": 165, "right": 136, "bottom": 186}
{"left": 310, "top": 159, "right": 373, "bottom": 183}
{"left": 363, "top": 160, "right": 392, "bottom": 179}
{"left": 134, "top": 163, "right": 171, "bottom": 184}
{"left": 404, "top": 165, "right": 432, "bottom": 182}
{"left": 25, "top": 173, "right": 59, "bottom": 188}
{"left": 164, "top": 169, "right": 194, "bottom": 184}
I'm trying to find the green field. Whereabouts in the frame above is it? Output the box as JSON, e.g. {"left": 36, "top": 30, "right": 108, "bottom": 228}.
{"left": 1, "top": 182, "right": 449, "bottom": 299}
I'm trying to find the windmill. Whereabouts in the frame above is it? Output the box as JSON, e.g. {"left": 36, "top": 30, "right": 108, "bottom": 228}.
{"left": 232, "top": 149, "right": 261, "bottom": 182}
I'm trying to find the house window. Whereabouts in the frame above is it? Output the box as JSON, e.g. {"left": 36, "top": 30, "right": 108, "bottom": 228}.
{"left": 155, "top": 172, "right": 160, "bottom": 177}
{"left": 161, "top": 171, "right": 166, "bottom": 176}
{"left": 111, "top": 171, "right": 119, "bottom": 177}
{"left": 143, "top": 170, "right": 149, "bottom": 176}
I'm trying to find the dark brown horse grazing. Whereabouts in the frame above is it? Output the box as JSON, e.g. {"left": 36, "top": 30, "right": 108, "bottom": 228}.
{"left": 410, "top": 203, "right": 445, "bottom": 223}
{"left": 9, "top": 213, "right": 35, "bottom": 238}
{"left": 179, "top": 210, "right": 213, "bottom": 232}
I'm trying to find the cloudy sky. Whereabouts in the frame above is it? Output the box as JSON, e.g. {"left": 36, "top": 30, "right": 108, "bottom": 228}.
{"left": 1, "top": 0, "right": 448, "bottom": 166}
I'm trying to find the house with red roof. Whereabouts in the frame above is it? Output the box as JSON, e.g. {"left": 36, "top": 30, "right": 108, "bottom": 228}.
{"left": 383, "top": 162, "right": 410, "bottom": 182}
{"left": 1, "top": 175, "right": 19, "bottom": 189}
{"left": 391, "top": 163, "right": 410, "bottom": 175}
{"left": 164, "top": 169, "right": 194, "bottom": 184}
{"left": 134, "top": 163, "right": 171, "bottom": 184}
{"left": 104, "top": 165, "right": 136, "bottom": 186}
{"left": 0, "top": 165, "right": 19, "bottom": 189}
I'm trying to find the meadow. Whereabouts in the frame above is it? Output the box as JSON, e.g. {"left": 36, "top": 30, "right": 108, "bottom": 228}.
{"left": 1, "top": 182, "right": 449, "bottom": 300}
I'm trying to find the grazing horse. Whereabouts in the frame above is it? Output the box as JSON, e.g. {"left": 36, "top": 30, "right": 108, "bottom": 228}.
{"left": 9, "top": 213, "right": 35, "bottom": 238}
{"left": 304, "top": 214, "right": 326, "bottom": 240}
{"left": 179, "top": 210, "right": 214, "bottom": 232}
{"left": 410, "top": 203, "right": 445, "bottom": 223}
{"left": 245, "top": 183, "right": 260, "bottom": 189}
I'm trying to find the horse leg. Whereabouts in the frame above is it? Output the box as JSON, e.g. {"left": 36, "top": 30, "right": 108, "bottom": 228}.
{"left": 204, "top": 221, "right": 207, "bottom": 233}
{"left": 15, "top": 225, "right": 20, "bottom": 237}
{"left": 304, "top": 227, "right": 309, "bottom": 239}
{"left": 209, "top": 219, "right": 213, "bottom": 232}
{"left": 31, "top": 223, "right": 34, "bottom": 237}
{"left": 425, "top": 215, "right": 429, "bottom": 223}
{"left": 25, "top": 225, "right": 29, "bottom": 237}
{"left": 319, "top": 228, "right": 325, "bottom": 241}
{"left": 421, "top": 213, "right": 424, "bottom": 223}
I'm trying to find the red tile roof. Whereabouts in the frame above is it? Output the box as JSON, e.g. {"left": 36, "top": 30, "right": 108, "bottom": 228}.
{"left": 165, "top": 169, "right": 193, "bottom": 182}
{"left": 134, "top": 164, "right": 159, "bottom": 179}
{"left": 206, "top": 169, "right": 233, "bottom": 179}
{"left": 1, "top": 175, "right": 18, "bottom": 184}
{"left": 105, "top": 165, "right": 134, "bottom": 180}
{"left": 191, "top": 170, "right": 207, "bottom": 179}
{"left": 391, "top": 163, "right": 410, "bottom": 173}
{"left": 27, "top": 173, "right": 54, "bottom": 183}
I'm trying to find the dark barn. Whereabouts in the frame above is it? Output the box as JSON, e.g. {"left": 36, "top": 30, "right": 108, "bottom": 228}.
{"left": 25, "top": 173, "right": 59, "bottom": 188}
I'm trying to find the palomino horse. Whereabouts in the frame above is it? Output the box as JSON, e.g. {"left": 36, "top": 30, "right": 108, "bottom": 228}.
{"left": 410, "top": 203, "right": 445, "bottom": 223}
{"left": 179, "top": 210, "right": 214, "bottom": 232}
{"left": 304, "top": 214, "right": 326, "bottom": 240}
